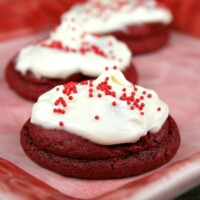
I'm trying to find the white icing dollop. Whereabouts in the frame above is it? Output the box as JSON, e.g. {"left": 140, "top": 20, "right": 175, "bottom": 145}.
{"left": 62, "top": 0, "right": 173, "bottom": 34}
{"left": 15, "top": 20, "right": 131, "bottom": 79}
{"left": 31, "top": 69, "right": 169, "bottom": 145}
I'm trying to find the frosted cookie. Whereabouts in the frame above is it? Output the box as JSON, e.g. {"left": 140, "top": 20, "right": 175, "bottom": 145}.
{"left": 20, "top": 68, "right": 180, "bottom": 179}
{"left": 62, "top": 0, "right": 173, "bottom": 54}
{"left": 5, "top": 20, "right": 137, "bottom": 101}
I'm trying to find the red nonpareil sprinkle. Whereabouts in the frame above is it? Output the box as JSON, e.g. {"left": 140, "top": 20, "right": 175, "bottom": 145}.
{"left": 94, "top": 115, "right": 100, "bottom": 120}
{"left": 105, "top": 67, "right": 109, "bottom": 71}
{"left": 79, "top": 47, "right": 87, "bottom": 55}
{"left": 140, "top": 96, "right": 144, "bottom": 100}
{"left": 157, "top": 107, "right": 161, "bottom": 111}
{"left": 134, "top": 102, "right": 139, "bottom": 108}
{"left": 112, "top": 101, "right": 117, "bottom": 106}
{"left": 147, "top": 94, "right": 152, "bottom": 98}
{"left": 140, "top": 112, "right": 144, "bottom": 116}
{"left": 139, "top": 106, "right": 143, "bottom": 111}
{"left": 142, "top": 91, "right": 146, "bottom": 95}
{"left": 111, "top": 91, "right": 116, "bottom": 97}
{"left": 105, "top": 77, "right": 109, "bottom": 81}
{"left": 127, "top": 101, "right": 131, "bottom": 105}
{"left": 122, "top": 93, "right": 127, "bottom": 98}
{"left": 56, "top": 87, "right": 59, "bottom": 91}
{"left": 107, "top": 85, "right": 112, "bottom": 90}
{"left": 59, "top": 121, "right": 64, "bottom": 126}
{"left": 130, "top": 106, "right": 134, "bottom": 110}
{"left": 98, "top": 93, "right": 102, "bottom": 98}
{"left": 89, "top": 93, "right": 93, "bottom": 98}
{"left": 140, "top": 103, "right": 145, "bottom": 107}
{"left": 134, "top": 86, "right": 138, "bottom": 91}
{"left": 131, "top": 91, "right": 135, "bottom": 96}
{"left": 68, "top": 96, "right": 73, "bottom": 100}
{"left": 122, "top": 88, "right": 126, "bottom": 92}
{"left": 113, "top": 66, "right": 117, "bottom": 70}
{"left": 89, "top": 88, "right": 93, "bottom": 92}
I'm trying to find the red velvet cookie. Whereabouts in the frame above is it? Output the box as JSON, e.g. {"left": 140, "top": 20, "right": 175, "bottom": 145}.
{"left": 62, "top": 0, "right": 172, "bottom": 54}
{"left": 20, "top": 116, "right": 180, "bottom": 179}
{"left": 5, "top": 19, "right": 137, "bottom": 101}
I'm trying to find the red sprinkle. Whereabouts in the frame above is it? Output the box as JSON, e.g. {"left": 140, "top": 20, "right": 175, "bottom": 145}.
{"left": 113, "top": 66, "right": 117, "bottom": 70}
{"left": 59, "top": 121, "right": 64, "bottom": 126}
{"left": 112, "top": 101, "right": 117, "bottom": 106}
{"left": 147, "top": 94, "right": 152, "bottom": 98}
{"left": 89, "top": 88, "right": 93, "bottom": 92}
{"left": 140, "top": 96, "right": 144, "bottom": 100}
{"left": 157, "top": 107, "right": 161, "bottom": 111}
{"left": 105, "top": 67, "right": 109, "bottom": 71}
{"left": 122, "top": 88, "right": 126, "bottom": 92}
{"left": 140, "top": 112, "right": 144, "bottom": 116}
{"left": 94, "top": 115, "right": 100, "bottom": 120}
{"left": 134, "top": 86, "right": 138, "bottom": 91}
{"left": 68, "top": 96, "right": 73, "bottom": 100}
{"left": 98, "top": 94, "right": 102, "bottom": 98}
{"left": 89, "top": 93, "right": 93, "bottom": 98}
{"left": 142, "top": 91, "right": 146, "bottom": 95}
{"left": 105, "top": 77, "right": 109, "bottom": 81}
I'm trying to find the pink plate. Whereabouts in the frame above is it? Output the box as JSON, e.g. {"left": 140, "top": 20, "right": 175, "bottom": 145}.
{"left": 0, "top": 32, "right": 200, "bottom": 200}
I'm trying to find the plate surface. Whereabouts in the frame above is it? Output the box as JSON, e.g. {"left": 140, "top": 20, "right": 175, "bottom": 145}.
{"left": 0, "top": 32, "right": 200, "bottom": 200}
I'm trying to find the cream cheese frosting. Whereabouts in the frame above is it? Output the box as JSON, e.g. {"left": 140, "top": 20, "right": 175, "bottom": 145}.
{"left": 62, "top": 0, "right": 173, "bottom": 34}
{"left": 31, "top": 69, "right": 169, "bottom": 145}
{"left": 15, "top": 20, "right": 131, "bottom": 79}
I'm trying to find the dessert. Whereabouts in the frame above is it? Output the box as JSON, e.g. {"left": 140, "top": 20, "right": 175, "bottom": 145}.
{"left": 62, "top": 0, "right": 173, "bottom": 54}
{"left": 20, "top": 68, "right": 180, "bottom": 179}
{"left": 5, "top": 20, "right": 137, "bottom": 101}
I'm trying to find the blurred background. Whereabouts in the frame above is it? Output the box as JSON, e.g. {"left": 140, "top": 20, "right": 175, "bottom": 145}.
{"left": 0, "top": 0, "right": 200, "bottom": 41}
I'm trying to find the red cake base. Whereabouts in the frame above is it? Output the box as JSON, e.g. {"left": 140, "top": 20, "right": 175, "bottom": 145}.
{"left": 20, "top": 116, "right": 180, "bottom": 179}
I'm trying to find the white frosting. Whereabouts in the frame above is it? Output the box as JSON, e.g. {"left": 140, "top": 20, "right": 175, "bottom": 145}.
{"left": 62, "top": 0, "right": 172, "bottom": 33}
{"left": 31, "top": 69, "right": 169, "bottom": 145}
{"left": 15, "top": 21, "right": 131, "bottom": 79}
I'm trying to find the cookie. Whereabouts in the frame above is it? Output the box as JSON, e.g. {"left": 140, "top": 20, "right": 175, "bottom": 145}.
{"left": 5, "top": 21, "right": 137, "bottom": 101}
{"left": 62, "top": 0, "right": 172, "bottom": 54}
{"left": 20, "top": 69, "right": 180, "bottom": 179}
